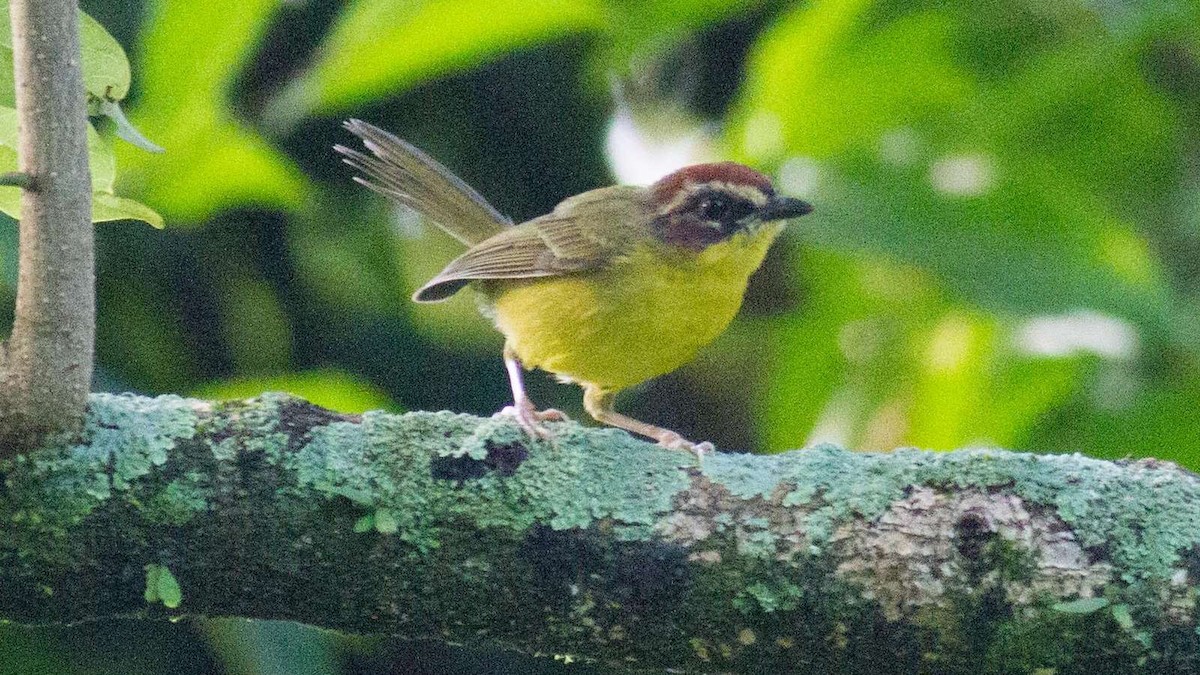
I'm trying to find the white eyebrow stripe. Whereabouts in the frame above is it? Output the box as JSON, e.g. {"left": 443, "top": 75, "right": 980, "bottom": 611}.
{"left": 707, "top": 182, "right": 771, "bottom": 206}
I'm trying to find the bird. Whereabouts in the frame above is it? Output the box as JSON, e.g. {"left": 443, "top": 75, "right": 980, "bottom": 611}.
{"left": 335, "top": 119, "right": 811, "bottom": 452}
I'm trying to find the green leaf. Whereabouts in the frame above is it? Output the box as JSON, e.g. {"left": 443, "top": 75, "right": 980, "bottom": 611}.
{"left": 373, "top": 508, "right": 399, "bottom": 535}
{"left": 143, "top": 565, "right": 160, "bottom": 604}
{"left": 1111, "top": 603, "right": 1135, "bottom": 631}
{"left": 0, "top": 107, "right": 162, "bottom": 226}
{"left": 114, "top": 0, "right": 306, "bottom": 222}
{"left": 352, "top": 514, "right": 375, "bottom": 533}
{"left": 144, "top": 564, "right": 183, "bottom": 609}
{"left": 156, "top": 569, "right": 182, "bottom": 609}
{"left": 1052, "top": 597, "right": 1109, "bottom": 614}
{"left": 733, "top": 3, "right": 971, "bottom": 161}
{"left": 0, "top": 3, "right": 130, "bottom": 107}
{"left": 269, "top": 0, "right": 604, "bottom": 123}
{"left": 77, "top": 8, "right": 131, "bottom": 104}
{"left": 92, "top": 193, "right": 165, "bottom": 228}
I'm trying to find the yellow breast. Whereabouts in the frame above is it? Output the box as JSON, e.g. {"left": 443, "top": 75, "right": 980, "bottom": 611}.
{"left": 483, "top": 224, "right": 784, "bottom": 391}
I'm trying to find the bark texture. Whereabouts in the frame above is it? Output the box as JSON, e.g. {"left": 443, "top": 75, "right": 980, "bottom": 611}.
{"left": 0, "top": 0, "right": 95, "bottom": 454}
{"left": 2, "top": 393, "right": 1199, "bottom": 673}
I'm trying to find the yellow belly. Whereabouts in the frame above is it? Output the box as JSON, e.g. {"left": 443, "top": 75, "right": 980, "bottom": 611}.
{"left": 483, "top": 225, "right": 783, "bottom": 391}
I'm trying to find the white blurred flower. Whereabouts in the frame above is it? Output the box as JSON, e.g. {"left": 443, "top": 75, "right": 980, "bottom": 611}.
{"left": 741, "top": 111, "right": 784, "bottom": 161}
{"left": 1014, "top": 311, "right": 1138, "bottom": 359}
{"left": 929, "top": 154, "right": 995, "bottom": 196}
{"left": 605, "top": 106, "right": 716, "bottom": 186}
{"left": 806, "top": 387, "right": 862, "bottom": 447}
{"left": 878, "top": 128, "right": 922, "bottom": 166}
{"left": 927, "top": 314, "right": 975, "bottom": 371}
{"left": 778, "top": 156, "right": 821, "bottom": 197}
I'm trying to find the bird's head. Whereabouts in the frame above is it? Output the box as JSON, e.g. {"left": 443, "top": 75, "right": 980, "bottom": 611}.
{"left": 649, "top": 162, "right": 812, "bottom": 251}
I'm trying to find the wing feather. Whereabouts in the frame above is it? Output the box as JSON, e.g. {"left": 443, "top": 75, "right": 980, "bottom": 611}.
{"left": 413, "top": 186, "right": 646, "bottom": 302}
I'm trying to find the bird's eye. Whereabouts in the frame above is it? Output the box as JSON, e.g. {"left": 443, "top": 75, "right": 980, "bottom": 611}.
{"left": 697, "top": 194, "right": 754, "bottom": 225}
{"left": 699, "top": 196, "right": 732, "bottom": 222}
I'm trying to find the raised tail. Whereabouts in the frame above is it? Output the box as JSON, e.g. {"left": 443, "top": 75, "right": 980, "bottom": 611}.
{"left": 335, "top": 119, "right": 510, "bottom": 246}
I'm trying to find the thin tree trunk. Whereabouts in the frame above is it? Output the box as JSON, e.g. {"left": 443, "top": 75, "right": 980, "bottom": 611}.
{"left": 0, "top": 0, "right": 95, "bottom": 454}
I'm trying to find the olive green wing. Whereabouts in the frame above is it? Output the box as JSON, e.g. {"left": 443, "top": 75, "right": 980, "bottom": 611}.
{"left": 413, "top": 186, "right": 644, "bottom": 302}
{"left": 336, "top": 119, "right": 510, "bottom": 246}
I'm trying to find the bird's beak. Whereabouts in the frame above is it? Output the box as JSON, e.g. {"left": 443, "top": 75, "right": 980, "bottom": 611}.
{"left": 759, "top": 196, "right": 813, "bottom": 221}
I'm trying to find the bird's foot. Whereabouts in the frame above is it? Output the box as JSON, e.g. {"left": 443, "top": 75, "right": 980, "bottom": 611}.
{"left": 655, "top": 431, "right": 715, "bottom": 458}
{"left": 501, "top": 400, "right": 569, "bottom": 440}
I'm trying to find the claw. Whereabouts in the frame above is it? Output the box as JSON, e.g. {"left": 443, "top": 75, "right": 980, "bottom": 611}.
{"left": 502, "top": 347, "right": 569, "bottom": 442}
{"left": 657, "top": 432, "right": 715, "bottom": 458}
{"left": 502, "top": 400, "right": 568, "bottom": 441}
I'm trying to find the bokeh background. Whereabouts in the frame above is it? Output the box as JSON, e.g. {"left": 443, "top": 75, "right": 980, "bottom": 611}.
{"left": 2, "top": 0, "right": 1199, "bottom": 672}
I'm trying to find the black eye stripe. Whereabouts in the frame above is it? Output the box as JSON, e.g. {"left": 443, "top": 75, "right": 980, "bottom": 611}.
{"left": 688, "top": 192, "right": 755, "bottom": 224}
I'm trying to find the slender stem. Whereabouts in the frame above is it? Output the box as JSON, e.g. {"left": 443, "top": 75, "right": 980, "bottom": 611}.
{"left": 0, "top": 0, "right": 94, "bottom": 454}
{"left": 0, "top": 171, "right": 34, "bottom": 189}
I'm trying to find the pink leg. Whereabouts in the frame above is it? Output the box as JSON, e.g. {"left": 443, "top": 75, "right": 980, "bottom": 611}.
{"left": 502, "top": 344, "right": 566, "bottom": 439}
{"left": 582, "top": 385, "right": 713, "bottom": 457}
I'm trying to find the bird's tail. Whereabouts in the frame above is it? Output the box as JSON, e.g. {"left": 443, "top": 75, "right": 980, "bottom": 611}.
{"left": 335, "top": 119, "right": 510, "bottom": 246}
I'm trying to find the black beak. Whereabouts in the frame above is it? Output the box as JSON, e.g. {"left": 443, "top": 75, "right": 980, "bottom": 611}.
{"left": 759, "top": 196, "right": 813, "bottom": 221}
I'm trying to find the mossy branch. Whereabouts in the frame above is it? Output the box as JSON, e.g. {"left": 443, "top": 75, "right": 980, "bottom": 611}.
{"left": 2, "top": 394, "right": 1200, "bottom": 672}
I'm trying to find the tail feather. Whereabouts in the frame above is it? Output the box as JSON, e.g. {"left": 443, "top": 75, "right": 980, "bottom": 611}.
{"left": 336, "top": 119, "right": 510, "bottom": 246}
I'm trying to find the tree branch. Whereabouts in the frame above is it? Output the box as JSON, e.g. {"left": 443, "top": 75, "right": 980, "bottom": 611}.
{"left": 0, "top": 0, "right": 95, "bottom": 454}
{"left": 2, "top": 394, "right": 1199, "bottom": 671}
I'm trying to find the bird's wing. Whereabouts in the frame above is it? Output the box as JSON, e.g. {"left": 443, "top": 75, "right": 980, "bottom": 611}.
{"left": 413, "top": 186, "right": 644, "bottom": 302}
{"left": 336, "top": 119, "right": 510, "bottom": 246}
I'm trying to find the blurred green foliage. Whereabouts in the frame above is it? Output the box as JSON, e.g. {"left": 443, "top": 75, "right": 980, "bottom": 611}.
{"left": 3, "top": 0, "right": 1200, "bottom": 671}
{"left": 0, "top": 1, "right": 161, "bottom": 225}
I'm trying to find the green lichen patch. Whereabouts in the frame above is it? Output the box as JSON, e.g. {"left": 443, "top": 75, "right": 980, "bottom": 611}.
{"left": 46, "top": 394, "right": 202, "bottom": 498}
{"left": 204, "top": 394, "right": 291, "bottom": 463}
{"left": 666, "top": 539, "right": 928, "bottom": 673}
{"left": 141, "top": 473, "right": 210, "bottom": 526}
{"left": 0, "top": 394, "right": 203, "bottom": 569}
{"left": 82, "top": 394, "right": 201, "bottom": 490}
{"left": 700, "top": 445, "right": 922, "bottom": 545}
{"left": 700, "top": 446, "right": 1200, "bottom": 583}
{"left": 290, "top": 410, "right": 695, "bottom": 551}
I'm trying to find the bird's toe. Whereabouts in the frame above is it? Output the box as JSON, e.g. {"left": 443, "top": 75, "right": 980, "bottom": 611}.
{"left": 501, "top": 404, "right": 556, "bottom": 441}
{"left": 536, "top": 408, "right": 569, "bottom": 422}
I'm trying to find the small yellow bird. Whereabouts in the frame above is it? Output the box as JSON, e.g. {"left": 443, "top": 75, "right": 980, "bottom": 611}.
{"left": 336, "top": 120, "right": 811, "bottom": 452}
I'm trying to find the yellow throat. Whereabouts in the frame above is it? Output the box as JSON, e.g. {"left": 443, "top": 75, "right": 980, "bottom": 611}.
{"left": 484, "top": 223, "right": 785, "bottom": 392}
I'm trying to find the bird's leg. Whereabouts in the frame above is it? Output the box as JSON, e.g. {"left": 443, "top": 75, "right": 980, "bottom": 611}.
{"left": 502, "top": 344, "right": 566, "bottom": 439}
{"left": 582, "top": 385, "right": 714, "bottom": 456}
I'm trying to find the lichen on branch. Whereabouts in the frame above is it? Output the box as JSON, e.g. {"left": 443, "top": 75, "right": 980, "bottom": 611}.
{"left": 2, "top": 393, "right": 1199, "bottom": 672}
